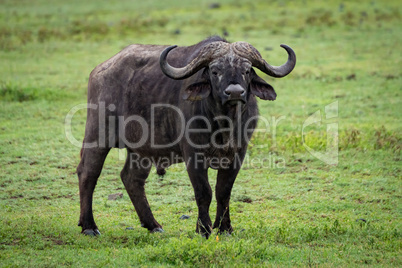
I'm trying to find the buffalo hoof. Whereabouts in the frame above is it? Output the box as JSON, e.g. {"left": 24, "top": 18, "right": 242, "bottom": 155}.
{"left": 150, "top": 227, "right": 164, "bottom": 233}
{"left": 201, "top": 232, "right": 211, "bottom": 239}
{"left": 83, "top": 229, "right": 101, "bottom": 236}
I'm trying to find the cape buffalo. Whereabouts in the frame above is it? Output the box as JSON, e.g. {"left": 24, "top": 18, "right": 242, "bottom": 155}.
{"left": 77, "top": 36, "right": 296, "bottom": 238}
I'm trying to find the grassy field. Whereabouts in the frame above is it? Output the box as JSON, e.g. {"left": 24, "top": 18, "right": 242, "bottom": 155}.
{"left": 0, "top": 0, "right": 401, "bottom": 266}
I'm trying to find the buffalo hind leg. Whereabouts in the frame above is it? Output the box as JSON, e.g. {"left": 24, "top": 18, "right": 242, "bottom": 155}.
{"left": 77, "top": 147, "right": 110, "bottom": 236}
{"left": 121, "top": 153, "right": 163, "bottom": 233}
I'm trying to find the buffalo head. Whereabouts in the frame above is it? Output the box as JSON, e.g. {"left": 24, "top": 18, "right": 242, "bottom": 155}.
{"left": 160, "top": 41, "right": 296, "bottom": 106}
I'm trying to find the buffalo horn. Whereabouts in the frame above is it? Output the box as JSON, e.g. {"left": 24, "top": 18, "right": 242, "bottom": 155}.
{"left": 160, "top": 42, "right": 228, "bottom": 80}
{"left": 233, "top": 42, "right": 296, "bottom": 78}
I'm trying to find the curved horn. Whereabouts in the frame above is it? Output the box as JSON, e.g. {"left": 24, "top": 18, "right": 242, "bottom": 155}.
{"left": 233, "top": 42, "right": 296, "bottom": 78}
{"left": 160, "top": 42, "right": 229, "bottom": 80}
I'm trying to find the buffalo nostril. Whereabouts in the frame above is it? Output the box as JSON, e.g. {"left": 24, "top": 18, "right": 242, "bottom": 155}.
{"left": 225, "top": 84, "right": 245, "bottom": 97}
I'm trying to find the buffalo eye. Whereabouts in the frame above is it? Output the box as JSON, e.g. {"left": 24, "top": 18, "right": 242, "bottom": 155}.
{"left": 212, "top": 71, "right": 218, "bottom": 76}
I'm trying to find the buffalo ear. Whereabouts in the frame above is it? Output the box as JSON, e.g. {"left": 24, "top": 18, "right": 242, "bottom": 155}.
{"left": 183, "top": 81, "right": 211, "bottom": 101}
{"left": 250, "top": 70, "right": 277, "bottom": 101}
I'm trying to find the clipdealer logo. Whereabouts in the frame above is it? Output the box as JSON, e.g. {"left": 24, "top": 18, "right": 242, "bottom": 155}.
{"left": 65, "top": 101, "right": 339, "bottom": 167}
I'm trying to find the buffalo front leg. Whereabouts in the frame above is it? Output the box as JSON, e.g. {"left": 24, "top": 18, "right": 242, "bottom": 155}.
{"left": 121, "top": 153, "right": 163, "bottom": 233}
{"left": 77, "top": 148, "right": 110, "bottom": 236}
{"left": 213, "top": 153, "right": 244, "bottom": 234}
{"left": 212, "top": 168, "right": 239, "bottom": 234}
{"left": 185, "top": 154, "right": 212, "bottom": 238}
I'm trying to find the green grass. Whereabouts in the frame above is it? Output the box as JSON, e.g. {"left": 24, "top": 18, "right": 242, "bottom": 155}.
{"left": 0, "top": 0, "right": 401, "bottom": 266}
